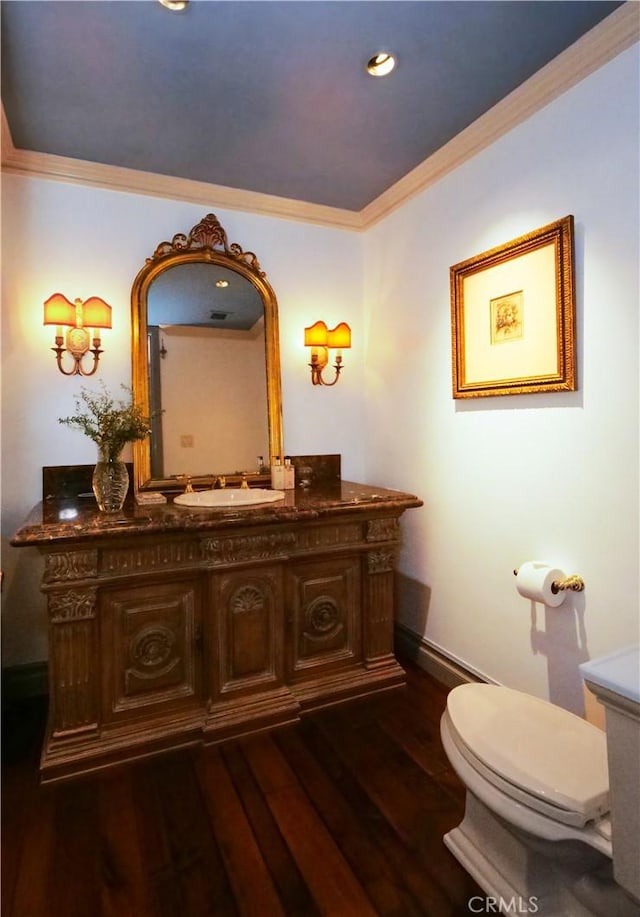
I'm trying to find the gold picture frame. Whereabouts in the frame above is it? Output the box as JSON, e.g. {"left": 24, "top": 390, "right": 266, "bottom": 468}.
{"left": 450, "top": 215, "right": 576, "bottom": 399}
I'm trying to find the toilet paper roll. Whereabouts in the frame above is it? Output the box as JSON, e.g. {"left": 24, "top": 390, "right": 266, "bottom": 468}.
{"left": 515, "top": 561, "right": 566, "bottom": 607}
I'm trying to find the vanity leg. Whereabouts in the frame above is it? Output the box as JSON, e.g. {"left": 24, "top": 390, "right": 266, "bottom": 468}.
{"left": 47, "top": 586, "right": 99, "bottom": 738}
{"left": 40, "top": 550, "right": 101, "bottom": 778}
{"left": 364, "top": 549, "right": 405, "bottom": 681}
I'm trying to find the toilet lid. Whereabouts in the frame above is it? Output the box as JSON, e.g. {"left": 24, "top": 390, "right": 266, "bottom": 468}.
{"left": 447, "top": 684, "right": 609, "bottom": 821}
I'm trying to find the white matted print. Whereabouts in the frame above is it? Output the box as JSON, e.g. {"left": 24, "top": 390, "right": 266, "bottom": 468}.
{"left": 450, "top": 216, "right": 576, "bottom": 398}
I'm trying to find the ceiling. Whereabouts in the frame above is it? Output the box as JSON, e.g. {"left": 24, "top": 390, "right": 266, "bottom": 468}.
{"left": 1, "top": 1, "right": 624, "bottom": 213}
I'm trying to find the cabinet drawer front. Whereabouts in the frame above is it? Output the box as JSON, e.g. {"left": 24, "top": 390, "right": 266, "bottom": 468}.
{"left": 287, "top": 556, "right": 361, "bottom": 676}
{"left": 102, "top": 578, "right": 202, "bottom": 721}
{"left": 214, "top": 566, "right": 284, "bottom": 698}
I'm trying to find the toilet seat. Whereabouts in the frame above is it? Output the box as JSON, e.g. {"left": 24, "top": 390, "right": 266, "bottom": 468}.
{"left": 446, "top": 684, "right": 610, "bottom": 828}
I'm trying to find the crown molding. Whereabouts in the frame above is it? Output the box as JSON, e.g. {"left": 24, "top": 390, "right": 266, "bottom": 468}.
{"left": 2, "top": 3, "right": 637, "bottom": 233}
{"left": 0, "top": 112, "right": 363, "bottom": 231}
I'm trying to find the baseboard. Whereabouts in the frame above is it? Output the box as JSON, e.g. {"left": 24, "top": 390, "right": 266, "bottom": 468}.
{"left": 394, "top": 623, "right": 487, "bottom": 689}
{"left": 2, "top": 661, "right": 48, "bottom": 703}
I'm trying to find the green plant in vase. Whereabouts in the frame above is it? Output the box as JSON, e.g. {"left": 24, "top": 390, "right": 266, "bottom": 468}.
{"left": 59, "top": 383, "right": 151, "bottom": 512}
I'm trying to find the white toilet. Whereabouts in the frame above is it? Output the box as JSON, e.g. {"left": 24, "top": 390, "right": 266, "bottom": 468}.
{"left": 440, "top": 680, "right": 640, "bottom": 916}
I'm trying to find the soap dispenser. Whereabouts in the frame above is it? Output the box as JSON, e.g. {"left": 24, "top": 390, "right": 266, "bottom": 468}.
{"left": 270, "top": 456, "right": 285, "bottom": 490}
{"left": 283, "top": 456, "right": 295, "bottom": 490}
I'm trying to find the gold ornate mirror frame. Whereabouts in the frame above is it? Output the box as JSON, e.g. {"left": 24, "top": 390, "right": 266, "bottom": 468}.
{"left": 131, "top": 213, "right": 284, "bottom": 492}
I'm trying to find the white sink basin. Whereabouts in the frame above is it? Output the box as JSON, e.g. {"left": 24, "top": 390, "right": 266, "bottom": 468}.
{"left": 173, "top": 488, "right": 285, "bottom": 508}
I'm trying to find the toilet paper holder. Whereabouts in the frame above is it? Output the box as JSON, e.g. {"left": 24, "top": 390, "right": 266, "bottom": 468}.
{"left": 513, "top": 568, "right": 585, "bottom": 594}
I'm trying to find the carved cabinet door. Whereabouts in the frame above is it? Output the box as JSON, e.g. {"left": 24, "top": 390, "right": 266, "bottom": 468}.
{"left": 286, "top": 555, "right": 361, "bottom": 679}
{"left": 210, "top": 565, "right": 284, "bottom": 701}
{"left": 101, "top": 575, "right": 203, "bottom": 723}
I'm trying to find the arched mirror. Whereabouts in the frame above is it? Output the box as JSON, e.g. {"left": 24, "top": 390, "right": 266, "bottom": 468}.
{"left": 131, "top": 213, "right": 283, "bottom": 492}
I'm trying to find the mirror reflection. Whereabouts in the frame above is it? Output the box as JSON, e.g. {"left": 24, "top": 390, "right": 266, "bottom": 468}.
{"left": 147, "top": 262, "right": 269, "bottom": 479}
{"left": 131, "top": 214, "right": 283, "bottom": 492}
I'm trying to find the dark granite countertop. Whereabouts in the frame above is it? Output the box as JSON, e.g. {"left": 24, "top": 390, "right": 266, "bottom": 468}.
{"left": 11, "top": 482, "right": 423, "bottom": 548}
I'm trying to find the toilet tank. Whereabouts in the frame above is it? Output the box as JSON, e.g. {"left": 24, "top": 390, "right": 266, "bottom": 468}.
{"left": 580, "top": 646, "right": 640, "bottom": 905}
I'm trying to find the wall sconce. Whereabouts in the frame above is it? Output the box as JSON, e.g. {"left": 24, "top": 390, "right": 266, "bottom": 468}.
{"left": 304, "top": 320, "right": 351, "bottom": 386}
{"left": 43, "top": 293, "right": 112, "bottom": 376}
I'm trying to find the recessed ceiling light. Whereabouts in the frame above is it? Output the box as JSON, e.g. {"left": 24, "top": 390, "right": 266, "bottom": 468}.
{"left": 215, "top": 279, "right": 229, "bottom": 288}
{"left": 158, "top": 0, "right": 189, "bottom": 11}
{"left": 366, "top": 52, "right": 396, "bottom": 77}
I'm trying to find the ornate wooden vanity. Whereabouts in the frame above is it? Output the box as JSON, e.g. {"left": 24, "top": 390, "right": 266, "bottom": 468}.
{"left": 12, "top": 483, "right": 421, "bottom": 782}
{"left": 10, "top": 214, "right": 422, "bottom": 781}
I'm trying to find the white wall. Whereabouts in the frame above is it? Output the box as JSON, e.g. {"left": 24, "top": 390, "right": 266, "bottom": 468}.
{"left": 0, "top": 186, "right": 364, "bottom": 665}
{"left": 363, "top": 45, "right": 640, "bottom": 710}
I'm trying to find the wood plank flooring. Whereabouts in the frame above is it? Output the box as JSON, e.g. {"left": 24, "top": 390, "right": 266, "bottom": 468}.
{"left": 2, "top": 661, "right": 481, "bottom": 916}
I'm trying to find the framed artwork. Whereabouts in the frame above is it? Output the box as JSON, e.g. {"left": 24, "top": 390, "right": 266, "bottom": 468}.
{"left": 450, "top": 215, "right": 576, "bottom": 399}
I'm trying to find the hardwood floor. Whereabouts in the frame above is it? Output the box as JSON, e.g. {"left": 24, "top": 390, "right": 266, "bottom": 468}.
{"left": 2, "top": 660, "right": 481, "bottom": 916}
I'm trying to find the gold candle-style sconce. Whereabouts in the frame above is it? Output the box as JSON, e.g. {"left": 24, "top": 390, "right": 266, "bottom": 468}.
{"left": 304, "top": 320, "right": 351, "bottom": 386}
{"left": 44, "top": 293, "right": 113, "bottom": 376}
